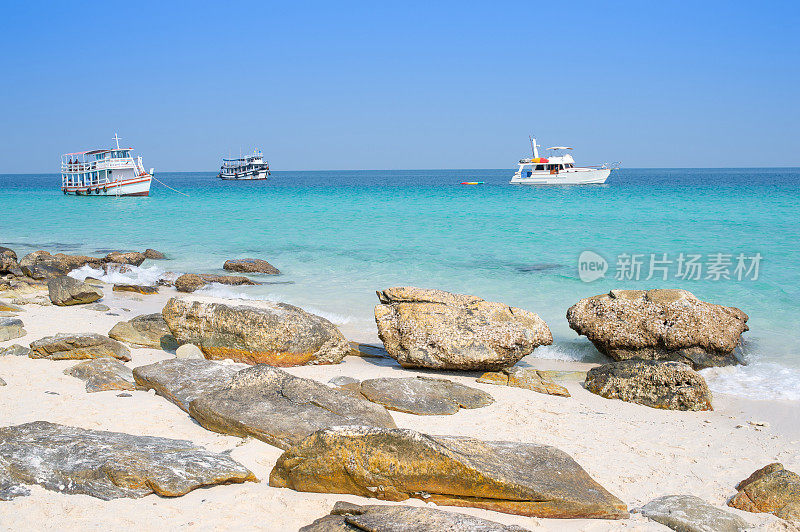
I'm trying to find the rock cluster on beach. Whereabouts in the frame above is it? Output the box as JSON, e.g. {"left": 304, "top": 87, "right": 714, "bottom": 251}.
{"left": 374, "top": 287, "right": 553, "bottom": 370}
{"left": 567, "top": 289, "right": 748, "bottom": 369}
{"left": 161, "top": 297, "right": 351, "bottom": 365}
{"left": 270, "top": 426, "right": 628, "bottom": 519}
{"left": 0, "top": 421, "right": 255, "bottom": 500}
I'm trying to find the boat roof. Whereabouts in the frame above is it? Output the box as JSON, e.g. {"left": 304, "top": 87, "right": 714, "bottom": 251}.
{"left": 64, "top": 147, "right": 133, "bottom": 156}
{"left": 548, "top": 146, "right": 572, "bottom": 150}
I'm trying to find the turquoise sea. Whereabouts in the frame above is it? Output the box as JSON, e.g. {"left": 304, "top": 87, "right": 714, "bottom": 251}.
{"left": 3, "top": 168, "right": 799, "bottom": 401}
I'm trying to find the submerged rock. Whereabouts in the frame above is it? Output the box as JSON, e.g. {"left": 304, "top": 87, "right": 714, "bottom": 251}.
{"left": 585, "top": 360, "right": 713, "bottom": 411}
{"left": 108, "top": 313, "right": 178, "bottom": 350}
{"left": 0, "top": 421, "right": 255, "bottom": 500}
{"left": 104, "top": 251, "right": 146, "bottom": 266}
{"left": 223, "top": 258, "right": 280, "bottom": 274}
{"left": 358, "top": 376, "right": 494, "bottom": 415}
{"left": 566, "top": 289, "right": 748, "bottom": 369}
{"left": 161, "top": 297, "right": 351, "bottom": 365}
{"left": 20, "top": 251, "right": 103, "bottom": 279}
{"left": 144, "top": 248, "right": 165, "bottom": 259}
{"left": 66, "top": 358, "right": 140, "bottom": 392}
{"left": 47, "top": 275, "right": 103, "bottom": 306}
{"left": 112, "top": 284, "right": 158, "bottom": 295}
{"left": 132, "top": 358, "right": 241, "bottom": 412}
{"left": 728, "top": 463, "right": 800, "bottom": 521}
{"left": 188, "top": 365, "right": 396, "bottom": 449}
{"left": 0, "top": 318, "right": 25, "bottom": 342}
{"left": 640, "top": 494, "right": 749, "bottom": 532}
{"left": 301, "top": 501, "right": 530, "bottom": 532}
{"left": 270, "top": 426, "right": 627, "bottom": 519}
{"left": 478, "top": 367, "right": 570, "bottom": 397}
{"left": 374, "top": 287, "right": 553, "bottom": 370}
{"left": 174, "top": 273, "right": 258, "bottom": 293}
{"left": 30, "top": 333, "right": 131, "bottom": 361}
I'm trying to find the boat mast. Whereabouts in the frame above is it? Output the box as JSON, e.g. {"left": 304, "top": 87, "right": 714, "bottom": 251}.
{"left": 113, "top": 133, "right": 121, "bottom": 149}
{"left": 529, "top": 135, "right": 540, "bottom": 158}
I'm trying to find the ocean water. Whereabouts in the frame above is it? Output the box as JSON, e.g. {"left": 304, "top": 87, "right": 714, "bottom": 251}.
{"left": 3, "top": 168, "right": 800, "bottom": 401}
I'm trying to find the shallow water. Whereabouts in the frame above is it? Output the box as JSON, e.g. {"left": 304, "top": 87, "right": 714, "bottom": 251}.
{"left": 3, "top": 168, "right": 799, "bottom": 401}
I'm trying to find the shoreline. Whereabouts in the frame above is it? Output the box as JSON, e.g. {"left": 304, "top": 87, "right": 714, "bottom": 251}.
{"left": 1, "top": 266, "right": 798, "bottom": 529}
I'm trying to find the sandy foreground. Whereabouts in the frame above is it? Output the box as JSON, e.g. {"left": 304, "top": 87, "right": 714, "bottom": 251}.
{"left": 0, "top": 286, "right": 797, "bottom": 531}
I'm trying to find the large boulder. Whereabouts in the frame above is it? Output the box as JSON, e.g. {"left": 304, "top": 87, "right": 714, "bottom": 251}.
{"left": 0, "top": 247, "right": 18, "bottom": 274}
{"left": 478, "top": 367, "right": 570, "bottom": 397}
{"left": 0, "top": 318, "right": 25, "bottom": 342}
{"left": 374, "top": 287, "right": 553, "bottom": 370}
{"left": 132, "top": 359, "right": 242, "bottom": 412}
{"left": 161, "top": 297, "right": 351, "bottom": 365}
{"left": 270, "top": 426, "right": 627, "bottom": 519}
{"left": 108, "top": 313, "right": 178, "bottom": 350}
{"left": 47, "top": 275, "right": 103, "bottom": 306}
{"left": 29, "top": 333, "right": 131, "bottom": 361}
{"left": 640, "top": 495, "right": 749, "bottom": 532}
{"left": 0, "top": 421, "right": 255, "bottom": 500}
{"left": 585, "top": 360, "right": 713, "bottom": 411}
{"left": 104, "top": 251, "right": 146, "bottom": 266}
{"left": 223, "top": 258, "right": 280, "bottom": 274}
{"left": 301, "top": 501, "right": 529, "bottom": 532}
{"left": 19, "top": 251, "right": 104, "bottom": 279}
{"left": 173, "top": 273, "right": 259, "bottom": 293}
{"left": 65, "top": 358, "right": 141, "bottom": 392}
{"left": 728, "top": 463, "right": 800, "bottom": 521}
{"left": 188, "top": 365, "right": 396, "bottom": 449}
{"left": 566, "top": 289, "right": 748, "bottom": 369}
{"left": 356, "top": 376, "right": 494, "bottom": 415}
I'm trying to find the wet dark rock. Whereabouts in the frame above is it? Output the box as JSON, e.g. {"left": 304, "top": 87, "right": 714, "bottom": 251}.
{"left": 585, "top": 360, "right": 713, "bottom": 411}
{"left": 640, "top": 494, "right": 749, "bottom": 532}
{"left": 223, "top": 258, "right": 280, "bottom": 275}
{"left": 375, "top": 287, "right": 552, "bottom": 370}
{"left": 358, "top": 376, "right": 494, "bottom": 415}
{"left": 567, "top": 289, "right": 748, "bottom": 370}
{"left": 65, "top": 358, "right": 141, "bottom": 393}
{"left": 47, "top": 275, "right": 103, "bottom": 306}
{"left": 300, "top": 501, "right": 530, "bottom": 531}
{"left": 270, "top": 426, "right": 628, "bottom": 519}
{"left": 0, "top": 421, "right": 256, "bottom": 499}
{"left": 29, "top": 333, "right": 131, "bottom": 361}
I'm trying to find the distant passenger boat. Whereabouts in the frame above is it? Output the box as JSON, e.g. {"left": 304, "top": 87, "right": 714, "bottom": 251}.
{"left": 61, "top": 134, "right": 153, "bottom": 196}
{"left": 510, "top": 136, "right": 618, "bottom": 185}
{"left": 218, "top": 150, "right": 270, "bottom": 180}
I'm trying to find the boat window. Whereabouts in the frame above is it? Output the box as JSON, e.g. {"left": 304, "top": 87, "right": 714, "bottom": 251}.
{"left": 535, "top": 164, "right": 544, "bottom": 171}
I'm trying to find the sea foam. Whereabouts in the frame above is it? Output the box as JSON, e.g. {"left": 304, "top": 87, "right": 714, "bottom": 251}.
{"left": 69, "top": 264, "right": 166, "bottom": 287}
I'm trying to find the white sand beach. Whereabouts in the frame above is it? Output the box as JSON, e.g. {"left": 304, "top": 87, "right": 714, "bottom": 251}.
{"left": 0, "top": 285, "right": 797, "bottom": 531}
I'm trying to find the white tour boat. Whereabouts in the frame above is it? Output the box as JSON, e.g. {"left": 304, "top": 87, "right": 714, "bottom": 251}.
{"left": 61, "top": 134, "right": 153, "bottom": 196}
{"left": 510, "top": 137, "right": 617, "bottom": 185}
{"left": 218, "top": 150, "right": 270, "bottom": 180}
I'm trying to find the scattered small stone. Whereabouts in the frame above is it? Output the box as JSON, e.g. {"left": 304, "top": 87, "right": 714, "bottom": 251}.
{"left": 88, "top": 303, "right": 110, "bottom": 311}
{"left": 117, "top": 393, "right": 132, "bottom": 397}
{"left": 44, "top": 391, "right": 59, "bottom": 395}
{"left": 175, "top": 343, "right": 204, "bottom": 359}
{"left": 0, "top": 377, "right": 6, "bottom": 386}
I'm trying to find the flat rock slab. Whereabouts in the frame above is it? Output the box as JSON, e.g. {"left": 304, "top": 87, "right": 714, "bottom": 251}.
{"left": 108, "top": 313, "right": 178, "bottom": 350}
{"left": 188, "top": 364, "right": 397, "bottom": 449}
{"left": 640, "top": 495, "right": 749, "bottom": 532}
{"left": 133, "top": 359, "right": 242, "bottom": 412}
{"left": 162, "top": 296, "right": 351, "bottom": 366}
{"left": 301, "top": 501, "right": 530, "bottom": 531}
{"left": 567, "top": 289, "right": 748, "bottom": 369}
{"left": 29, "top": 333, "right": 131, "bottom": 361}
{"left": 0, "top": 421, "right": 255, "bottom": 500}
{"left": 223, "top": 258, "right": 280, "bottom": 274}
{"left": 374, "top": 287, "right": 552, "bottom": 371}
{"left": 0, "top": 344, "right": 30, "bottom": 357}
{"left": 0, "top": 317, "right": 25, "bottom": 342}
{"left": 47, "top": 275, "right": 103, "bottom": 306}
{"left": 728, "top": 463, "right": 800, "bottom": 521}
{"left": 66, "top": 358, "right": 140, "bottom": 392}
{"left": 174, "top": 273, "right": 258, "bottom": 293}
{"left": 0, "top": 301, "right": 22, "bottom": 314}
{"left": 585, "top": 360, "right": 713, "bottom": 411}
{"left": 270, "top": 426, "right": 628, "bottom": 519}
{"left": 358, "top": 376, "right": 494, "bottom": 415}
{"left": 113, "top": 284, "right": 158, "bottom": 295}
{"left": 478, "top": 368, "right": 570, "bottom": 397}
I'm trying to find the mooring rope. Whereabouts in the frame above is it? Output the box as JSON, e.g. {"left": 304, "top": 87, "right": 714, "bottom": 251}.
{"left": 152, "top": 176, "right": 190, "bottom": 197}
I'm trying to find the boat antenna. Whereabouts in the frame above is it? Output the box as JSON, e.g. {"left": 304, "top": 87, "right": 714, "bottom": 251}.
{"left": 113, "top": 133, "right": 121, "bottom": 149}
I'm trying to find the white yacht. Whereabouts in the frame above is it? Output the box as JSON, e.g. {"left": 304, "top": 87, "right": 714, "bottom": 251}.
{"left": 218, "top": 150, "right": 270, "bottom": 180}
{"left": 510, "top": 137, "right": 617, "bottom": 185}
{"left": 61, "top": 134, "right": 153, "bottom": 196}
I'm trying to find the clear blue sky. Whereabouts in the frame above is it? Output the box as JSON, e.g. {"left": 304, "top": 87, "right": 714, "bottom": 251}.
{"left": 1, "top": 0, "right": 798, "bottom": 172}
